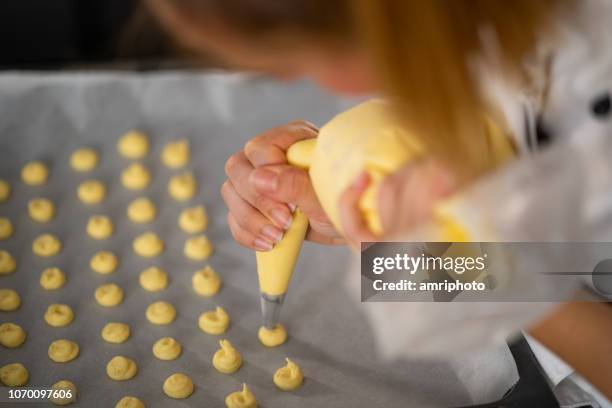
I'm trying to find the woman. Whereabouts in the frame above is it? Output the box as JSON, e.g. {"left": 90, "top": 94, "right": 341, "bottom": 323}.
{"left": 146, "top": 0, "right": 612, "bottom": 403}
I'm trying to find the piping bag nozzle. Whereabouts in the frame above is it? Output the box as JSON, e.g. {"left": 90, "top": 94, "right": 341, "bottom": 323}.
{"left": 260, "top": 292, "right": 285, "bottom": 329}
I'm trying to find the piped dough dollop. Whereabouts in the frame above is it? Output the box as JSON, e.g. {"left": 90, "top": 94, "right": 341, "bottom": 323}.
{"left": 225, "top": 384, "right": 257, "bottom": 408}
{"left": 95, "top": 283, "right": 124, "bottom": 307}
{"left": 127, "top": 197, "right": 156, "bottom": 223}
{"left": 40, "top": 267, "right": 66, "bottom": 290}
{"left": 258, "top": 324, "right": 287, "bottom": 348}
{"left": 115, "top": 396, "right": 145, "bottom": 408}
{"left": 146, "top": 301, "right": 176, "bottom": 325}
{"left": 0, "top": 179, "right": 10, "bottom": 202}
{"left": 44, "top": 304, "right": 74, "bottom": 327}
{"left": 50, "top": 380, "right": 77, "bottom": 405}
{"left": 0, "top": 323, "right": 26, "bottom": 348}
{"left": 21, "top": 161, "right": 49, "bottom": 186}
{"left": 70, "top": 147, "right": 99, "bottom": 172}
{"left": 0, "top": 251, "right": 17, "bottom": 275}
{"left": 212, "top": 339, "right": 242, "bottom": 374}
{"left": 273, "top": 358, "right": 304, "bottom": 391}
{"left": 32, "top": 233, "right": 62, "bottom": 257}
{"left": 168, "top": 171, "right": 197, "bottom": 201}
{"left": 152, "top": 337, "right": 182, "bottom": 360}
{"left": 0, "top": 363, "right": 29, "bottom": 386}
{"left": 139, "top": 266, "right": 168, "bottom": 292}
{"left": 0, "top": 288, "right": 20, "bottom": 311}
{"left": 121, "top": 163, "right": 151, "bottom": 190}
{"left": 163, "top": 373, "right": 194, "bottom": 399}
{"left": 90, "top": 251, "right": 118, "bottom": 274}
{"left": 106, "top": 356, "right": 138, "bottom": 381}
{"left": 192, "top": 266, "right": 221, "bottom": 296}
{"left": 87, "top": 215, "right": 113, "bottom": 240}
{"left": 161, "top": 139, "right": 190, "bottom": 169}
{"left": 198, "top": 306, "right": 229, "bottom": 335}
{"left": 118, "top": 130, "right": 149, "bottom": 159}
{"left": 77, "top": 180, "right": 106, "bottom": 204}
{"left": 184, "top": 235, "right": 213, "bottom": 261}
{"left": 179, "top": 206, "right": 208, "bottom": 234}
{"left": 0, "top": 217, "right": 13, "bottom": 240}
{"left": 133, "top": 232, "right": 164, "bottom": 258}
{"left": 48, "top": 339, "right": 79, "bottom": 363}
{"left": 28, "top": 198, "right": 55, "bottom": 222}
{"left": 101, "top": 322, "right": 131, "bottom": 344}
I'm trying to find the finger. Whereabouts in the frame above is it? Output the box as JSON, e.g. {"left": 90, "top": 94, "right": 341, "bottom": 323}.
{"left": 227, "top": 213, "right": 275, "bottom": 251}
{"left": 338, "top": 172, "right": 378, "bottom": 247}
{"left": 306, "top": 228, "right": 346, "bottom": 245}
{"left": 245, "top": 121, "right": 318, "bottom": 167}
{"left": 249, "top": 164, "right": 326, "bottom": 219}
{"left": 221, "top": 181, "right": 285, "bottom": 243}
{"left": 225, "top": 151, "right": 293, "bottom": 229}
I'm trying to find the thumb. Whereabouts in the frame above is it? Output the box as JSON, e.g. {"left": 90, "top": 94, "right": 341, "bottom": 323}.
{"left": 250, "top": 164, "right": 326, "bottom": 220}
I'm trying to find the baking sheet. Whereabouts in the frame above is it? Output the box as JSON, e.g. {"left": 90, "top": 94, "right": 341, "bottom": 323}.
{"left": 0, "top": 72, "right": 515, "bottom": 407}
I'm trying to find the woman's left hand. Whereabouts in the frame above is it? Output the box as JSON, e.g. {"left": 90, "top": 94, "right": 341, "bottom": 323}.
{"left": 338, "top": 159, "right": 456, "bottom": 248}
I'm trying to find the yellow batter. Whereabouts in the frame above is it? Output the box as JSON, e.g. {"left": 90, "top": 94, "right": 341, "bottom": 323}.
{"left": 0, "top": 322, "right": 26, "bottom": 348}
{"left": 192, "top": 265, "right": 221, "bottom": 296}
{"left": 121, "top": 162, "right": 151, "bottom": 190}
{"left": 50, "top": 380, "right": 77, "bottom": 406}
{"left": 101, "top": 322, "right": 131, "bottom": 344}
{"left": 70, "top": 147, "right": 99, "bottom": 172}
{"left": 28, "top": 197, "right": 55, "bottom": 222}
{"left": 48, "top": 339, "right": 79, "bottom": 363}
{"left": 87, "top": 215, "right": 113, "bottom": 239}
{"left": 0, "top": 363, "right": 29, "bottom": 386}
{"left": 184, "top": 235, "right": 213, "bottom": 261}
{"left": 0, "top": 288, "right": 20, "bottom": 311}
{"left": 161, "top": 139, "right": 190, "bottom": 168}
{"left": 146, "top": 301, "right": 176, "bottom": 325}
{"left": 0, "top": 251, "right": 17, "bottom": 275}
{"left": 106, "top": 356, "right": 138, "bottom": 381}
{"left": 118, "top": 130, "right": 149, "bottom": 159}
{"left": 21, "top": 160, "right": 49, "bottom": 186}
{"left": 139, "top": 266, "right": 168, "bottom": 292}
{"left": 44, "top": 304, "right": 74, "bottom": 327}
{"left": 40, "top": 267, "right": 66, "bottom": 290}
{"left": 163, "top": 373, "right": 194, "bottom": 399}
{"left": 168, "top": 171, "right": 197, "bottom": 201}
{"left": 212, "top": 339, "right": 242, "bottom": 374}
{"left": 225, "top": 383, "right": 257, "bottom": 408}
{"left": 198, "top": 306, "right": 230, "bottom": 335}
{"left": 0, "top": 179, "right": 10, "bottom": 202}
{"left": 115, "top": 396, "right": 145, "bottom": 408}
{"left": 0, "top": 217, "right": 13, "bottom": 240}
{"left": 179, "top": 205, "right": 208, "bottom": 233}
{"left": 33, "top": 233, "right": 62, "bottom": 257}
{"left": 152, "top": 337, "right": 182, "bottom": 360}
{"left": 127, "top": 197, "right": 156, "bottom": 223}
{"left": 133, "top": 232, "right": 164, "bottom": 258}
{"left": 90, "top": 251, "right": 118, "bottom": 274}
{"left": 273, "top": 358, "right": 303, "bottom": 391}
{"left": 257, "top": 324, "right": 287, "bottom": 348}
{"left": 77, "top": 180, "right": 106, "bottom": 204}
{"left": 95, "top": 283, "right": 124, "bottom": 307}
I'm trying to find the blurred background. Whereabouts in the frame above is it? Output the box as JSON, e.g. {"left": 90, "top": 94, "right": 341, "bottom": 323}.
{"left": 0, "top": 0, "right": 206, "bottom": 71}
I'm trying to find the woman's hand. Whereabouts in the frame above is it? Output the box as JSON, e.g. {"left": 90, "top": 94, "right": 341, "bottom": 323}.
{"left": 222, "top": 121, "right": 343, "bottom": 251}
{"left": 339, "top": 159, "right": 456, "bottom": 248}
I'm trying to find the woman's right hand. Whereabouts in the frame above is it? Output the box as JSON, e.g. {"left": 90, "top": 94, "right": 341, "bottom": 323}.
{"left": 222, "top": 121, "right": 344, "bottom": 251}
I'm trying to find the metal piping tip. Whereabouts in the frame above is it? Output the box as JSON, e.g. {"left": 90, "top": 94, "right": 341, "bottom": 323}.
{"left": 260, "top": 292, "right": 285, "bottom": 329}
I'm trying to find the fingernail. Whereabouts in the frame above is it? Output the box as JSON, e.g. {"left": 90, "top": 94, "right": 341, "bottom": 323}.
{"left": 251, "top": 169, "right": 278, "bottom": 192}
{"left": 271, "top": 209, "right": 292, "bottom": 230}
{"left": 288, "top": 203, "right": 297, "bottom": 213}
{"left": 254, "top": 238, "right": 274, "bottom": 251}
{"left": 354, "top": 172, "right": 370, "bottom": 189}
{"left": 261, "top": 225, "right": 284, "bottom": 243}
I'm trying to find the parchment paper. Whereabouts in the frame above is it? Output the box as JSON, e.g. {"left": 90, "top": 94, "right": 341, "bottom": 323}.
{"left": 0, "top": 72, "right": 517, "bottom": 407}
